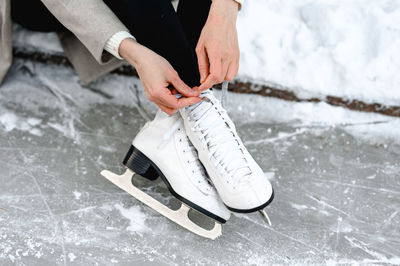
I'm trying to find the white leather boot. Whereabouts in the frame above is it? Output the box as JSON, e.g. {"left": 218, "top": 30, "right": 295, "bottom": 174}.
{"left": 179, "top": 89, "right": 274, "bottom": 213}
{"left": 101, "top": 110, "right": 230, "bottom": 239}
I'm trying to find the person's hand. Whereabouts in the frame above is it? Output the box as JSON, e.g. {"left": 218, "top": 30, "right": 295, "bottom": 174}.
{"left": 196, "top": 0, "right": 240, "bottom": 92}
{"left": 119, "top": 39, "right": 201, "bottom": 115}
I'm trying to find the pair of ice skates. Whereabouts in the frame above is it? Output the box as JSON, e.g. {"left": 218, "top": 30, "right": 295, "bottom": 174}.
{"left": 101, "top": 88, "right": 274, "bottom": 239}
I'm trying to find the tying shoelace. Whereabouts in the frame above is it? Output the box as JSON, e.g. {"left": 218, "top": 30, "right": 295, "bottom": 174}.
{"left": 185, "top": 89, "right": 252, "bottom": 185}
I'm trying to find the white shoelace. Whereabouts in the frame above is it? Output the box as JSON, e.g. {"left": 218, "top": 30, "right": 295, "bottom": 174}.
{"left": 186, "top": 91, "right": 252, "bottom": 184}
{"left": 159, "top": 119, "right": 211, "bottom": 193}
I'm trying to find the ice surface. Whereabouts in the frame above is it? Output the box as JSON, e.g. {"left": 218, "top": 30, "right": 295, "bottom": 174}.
{"left": 0, "top": 60, "right": 399, "bottom": 265}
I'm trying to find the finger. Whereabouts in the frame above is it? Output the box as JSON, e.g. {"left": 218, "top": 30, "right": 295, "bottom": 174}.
{"left": 176, "top": 96, "right": 202, "bottom": 109}
{"left": 155, "top": 89, "right": 201, "bottom": 109}
{"left": 196, "top": 45, "right": 209, "bottom": 83}
{"left": 221, "top": 58, "right": 230, "bottom": 82}
{"left": 233, "top": 55, "right": 240, "bottom": 76}
{"left": 170, "top": 88, "right": 179, "bottom": 95}
{"left": 153, "top": 91, "right": 180, "bottom": 109}
{"left": 197, "top": 51, "right": 222, "bottom": 92}
{"left": 169, "top": 72, "right": 198, "bottom": 97}
{"left": 157, "top": 95, "right": 201, "bottom": 109}
{"left": 197, "top": 59, "right": 222, "bottom": 92}
{"left": 197, "top": 75, "right": 215, "bottom": 93}
{"left": 209, "top": 50, "right": 223, "bottom": 83}
{"left": 158, "top": 104, "right": 176, "bottom": 115}
{"left": 225, "top": 60, "right": 238, "bottom": 81}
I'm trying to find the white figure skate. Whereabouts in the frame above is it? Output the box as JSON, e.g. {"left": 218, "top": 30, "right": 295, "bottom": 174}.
{"left": 179, "top": 88, "right": 274, "bottom": 219}
{"left": 101, "top": 110, "right": 230, "bottom": 239}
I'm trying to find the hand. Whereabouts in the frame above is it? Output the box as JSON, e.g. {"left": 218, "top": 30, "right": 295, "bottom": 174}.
{"left": 196, "top": 0, "right": 240, "bottom": 92}
{"left": 119, "top": 39, "right": 201, "bottom": 115}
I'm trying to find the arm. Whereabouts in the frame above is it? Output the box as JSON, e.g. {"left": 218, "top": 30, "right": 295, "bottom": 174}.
{"left": 118, "top": 39, "right": 201, "bottom": 115}
{"left": 40, "top": 0, "right": 128, "bottom": 64}
{"left": 196, "top": 0, "right": 241, "bottom": 92}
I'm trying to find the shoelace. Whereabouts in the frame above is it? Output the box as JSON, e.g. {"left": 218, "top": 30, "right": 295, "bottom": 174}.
{"left": 186, "top": 90, "right": 252, "bottom": 185}
{"left": 159, "top": 118, "right": 211, "bottom": 193}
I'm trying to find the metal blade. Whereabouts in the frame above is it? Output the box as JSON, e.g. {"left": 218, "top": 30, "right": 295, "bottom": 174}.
{"left": 259, "top": 209, "right": 272, "bottom": 226}
{"left": 101, "top": 168, "right": 222, "bottom": 240}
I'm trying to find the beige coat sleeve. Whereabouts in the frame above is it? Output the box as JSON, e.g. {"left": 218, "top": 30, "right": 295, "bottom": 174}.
{"left": 40, "top": 0, "right": 128, "bottom": 64}
{"left": 0, "top": 0, "right": 12, "bottom": 84}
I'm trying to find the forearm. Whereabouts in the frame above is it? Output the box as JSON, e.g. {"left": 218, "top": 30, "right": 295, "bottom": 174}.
{"left": 207, "top": 0, "right": 239, "bottom": 30}
{"left": 118, "top": 38, "right": 148, "bottom": 68}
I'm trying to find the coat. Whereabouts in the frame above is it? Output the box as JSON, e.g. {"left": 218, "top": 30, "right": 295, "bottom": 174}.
{"left": 0, "top": 0, "right": 128, "bottom": 85}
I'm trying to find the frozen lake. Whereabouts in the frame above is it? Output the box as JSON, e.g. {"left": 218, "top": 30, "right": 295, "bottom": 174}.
{"left": 0, "top": 60, "right": 399, "bottom": 265}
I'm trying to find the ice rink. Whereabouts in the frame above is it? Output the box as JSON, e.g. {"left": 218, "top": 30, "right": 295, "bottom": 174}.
{"left": 0, "top": 60, "right": 399, "bottom": 265}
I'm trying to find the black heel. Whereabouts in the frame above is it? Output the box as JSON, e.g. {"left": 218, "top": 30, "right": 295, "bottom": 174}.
{"left": 123, "top": 145, "right": 158, "bottom": 181}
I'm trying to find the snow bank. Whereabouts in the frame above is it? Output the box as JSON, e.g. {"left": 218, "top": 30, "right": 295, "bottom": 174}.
{"left": 12, "top": 1, "right": 400, "bottom": 106}
{"left": 237, "top": 0, "right": 400, "bottom": 105}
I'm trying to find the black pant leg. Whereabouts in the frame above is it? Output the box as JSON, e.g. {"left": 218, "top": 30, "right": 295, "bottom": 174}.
{"left": 177, "top": 0, "right": 212, "bottom": 52}
{"left": 11, "top": 0, "right": 66, "bottom": 32}
{"left": 104, "top": 0, "right": 204, "bottom": 87}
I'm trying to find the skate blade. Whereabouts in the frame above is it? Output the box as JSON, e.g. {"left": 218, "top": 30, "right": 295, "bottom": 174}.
{"left": 259, "top": 209, "right": 272, "bottom": 226}
{"left": 101, "top": 168, "right": 222, "bottom": 240}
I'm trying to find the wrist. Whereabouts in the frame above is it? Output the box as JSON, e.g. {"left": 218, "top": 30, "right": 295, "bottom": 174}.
{"left": 210, "top": 0, "right": 239, "bottom": 22}
{"left": 119, "top": 38, "right": 143, "bottom": 67}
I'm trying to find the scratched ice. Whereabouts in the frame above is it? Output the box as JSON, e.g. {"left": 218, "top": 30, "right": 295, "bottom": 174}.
{"left": 0, "top": 59, "right": 399, "bottom": 265}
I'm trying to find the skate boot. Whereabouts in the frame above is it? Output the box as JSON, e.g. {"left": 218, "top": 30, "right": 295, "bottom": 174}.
{"left": 179, "top": 89, "right": 274, "bottom": 217}
{"left": 101, "top": 110, "right": 230, "bottom": 239}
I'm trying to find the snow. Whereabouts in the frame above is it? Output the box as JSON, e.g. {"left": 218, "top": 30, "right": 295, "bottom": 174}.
{"left": 114, "top": 203, "right": 149, "bottom": 233}
{"left": 73, "top": 191, "right": 81, "bottom": 200}
{"left": 67, "top": 253, "right": 76, "bottom": 262}
{"left": 237, "top": 0, "right": 400, "bottom": 105}
{"left": 13, "top": 24, "right": 63, "bottom": 53}
{"left": 0, "top": 112, "right": 43, "bottom": 136}
{"left": 12, "top": 1, "right": 400, "bottom": 107}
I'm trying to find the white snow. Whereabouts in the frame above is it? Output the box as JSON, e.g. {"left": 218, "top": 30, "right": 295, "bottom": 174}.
{"left": 68, "top": 253, "right": 77, "bottom": 262}
{"left": 291, "top": 204, "right": 308, "bottom": 211}
{"left": 73, "top": 191, "right": 82, "bottom": 200}
{"left": 12, "top": 1, "right": 400, "bottom": 106}
{"left": 13, "top": 24, "right": 63, "bottom": 53}
{"left": 114, "top": 203, "right": 149, "bottom": 233}
{"left": 0, "top": 112, "right": 43, "bottom": 136}
{"left": 237, "top": 0, "right": 400, "bottom": 105}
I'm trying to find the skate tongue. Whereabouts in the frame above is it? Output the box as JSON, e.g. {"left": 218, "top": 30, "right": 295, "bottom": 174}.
{"left": 189, "top": 94, "right": 252, "bottom": 182}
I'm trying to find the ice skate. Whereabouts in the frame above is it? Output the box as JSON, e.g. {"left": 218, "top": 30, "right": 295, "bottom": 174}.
{"left": 179, "top": 88, "right": 274, "bottom": 217}
{"left": 101, "top": 110, "right": 230, "bottom": 239}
